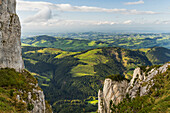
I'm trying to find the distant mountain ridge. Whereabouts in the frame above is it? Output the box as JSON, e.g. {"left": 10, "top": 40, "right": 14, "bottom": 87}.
{"left": 21, "top": 34, "right": 170, "bottom": 52}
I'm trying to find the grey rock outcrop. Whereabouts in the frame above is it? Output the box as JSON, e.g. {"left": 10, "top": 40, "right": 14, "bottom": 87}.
{"left": 98, "top": 89, "right": 104, "bottom": 113}
{"left": 0, "top": 0, "right": 24, "bottom": 72}
{"left": 17, "top": 82, "right": 49, "bottom": 113}
{"left": 28, "top": 88, "right": 46, "bottom": 113}
{"left": 98, "top": 79, "right": 128, "bottom": 113}
{"left": 98, "top": 63, "right": 170, "bottom": 113}
{"left": 126, "top": 63, "right": 170, "bottom": 98}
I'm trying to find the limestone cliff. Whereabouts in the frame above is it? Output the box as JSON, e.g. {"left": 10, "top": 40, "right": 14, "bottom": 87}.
{"left": 0, "top": 0, "right": 52, "bottom": 113}
{"left": 98, "top": 63, "right": 170, "bottom": 113}
{"left": 126, "top": 63, "right": 170, "bottom": 98}
{"left": 0, "top": 0, "right": 24, "bottom": 72}
{"left": 98, "top": 79, "right": 128, "bottom": 113}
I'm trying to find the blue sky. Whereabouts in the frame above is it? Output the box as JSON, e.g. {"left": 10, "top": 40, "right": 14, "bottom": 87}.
{"left": 16, "top": 0, "right": 170, "bottom": 34}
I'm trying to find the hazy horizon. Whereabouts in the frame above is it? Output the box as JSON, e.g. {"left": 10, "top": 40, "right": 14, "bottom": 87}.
{"left": 17, "top": 0, "right": 170, "bottom": 35}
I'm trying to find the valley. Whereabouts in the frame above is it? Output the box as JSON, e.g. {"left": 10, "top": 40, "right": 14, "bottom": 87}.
{"left": 0, "top": 0, "right": 170, "bottom": 112}
{"left": 21, "top": 34, "right": 170, "bottom": 112}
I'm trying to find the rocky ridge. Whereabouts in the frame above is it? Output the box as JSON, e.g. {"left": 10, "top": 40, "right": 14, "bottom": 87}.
{"left": 0, "top": 0, "right": 24, "bottom": 72}
{"left": 127, "top": 63, "right": 169, "bottom": 98}
{"left": 98, "top": 62, "right": 170, "bottom": 113}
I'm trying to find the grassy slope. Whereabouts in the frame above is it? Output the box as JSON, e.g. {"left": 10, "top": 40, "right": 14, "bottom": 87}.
{"left": 21, "top": 46, "right": 170, "bottom": 112}
{"left": 146, "top": 47, "right": 170, "bottom": 65}
{"left": 0, "top": 69, "right": 29, "bottom": 112}
{"left": 0, "top": 68, "right": 52, "bottom": 113}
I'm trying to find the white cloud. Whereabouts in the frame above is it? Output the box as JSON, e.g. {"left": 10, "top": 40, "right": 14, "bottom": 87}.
{"left": 125, "top": 0, "right": 144, "bottom": 5}
{"left": 123, "top": 20, "right": 133, "bottom": 24}
{"left": 22, "top": 19, "right": 135, "bottom": 28}
{"left": 16, "top": 1, "right": 154, "bottom": 15}
{"left": 162, "top": 20, "right": 170, "bottom": 24}
{"left": 16, "top": 0, "right": 168, "bottom": 31}
{"left": 23, "top": 7, "right": 52, "bottom": 23}
{"left": 94, "top": 21, "right": 117, "bottom": 25}
{"left": 16, "top": 0, "right": 158, "bottom": 24}
{"left": 153, "top": 20, "right": 170, "bottom": 24}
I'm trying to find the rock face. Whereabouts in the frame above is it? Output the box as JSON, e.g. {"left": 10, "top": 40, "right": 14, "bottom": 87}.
{"left": 98, "top": 89, "right": 104, "bottom": 113}
{"left": 98, "top": 79, "right": 128, "bottom": 113}
{"left": 98, "top": 63, "right": 170, "bottom": 113}
{"left": 0, "top": 0, "right": 24, "bottom": 72}
{"left": 28, "top": 88, "right": 46, "bottom": 113}
{"left": 0, "top": 1, "right": 52, "bottom": 113}
{"left": 17, "top": 83, "right": 47, "bottom": 113}
{"left": 126, "top": 63, "right": 170, "bottom": 98}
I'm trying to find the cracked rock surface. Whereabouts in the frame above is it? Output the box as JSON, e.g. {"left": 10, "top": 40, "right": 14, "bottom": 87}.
{"left": 0, "top": 0, "right": 24, "bottom": 72}
{"left": 98, "top": 63, "right": 170, "bottom": 113}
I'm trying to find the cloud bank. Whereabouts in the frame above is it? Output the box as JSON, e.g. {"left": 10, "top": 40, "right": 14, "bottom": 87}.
{"left": 23, "top": 7, "right": 52, "bottom": 23}
{"left": 16, "top": 0, "right": 158, "bottom": 24}
{"left": 125, "top": 0, "right": 144, "bottom": 5}
{"left": 16, "top": 0, "right": 169, "bottom": 33}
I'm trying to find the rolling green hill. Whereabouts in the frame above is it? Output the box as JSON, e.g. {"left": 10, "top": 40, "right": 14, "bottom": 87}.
{"left": 21, "top": 34, "right": 170, "bottom": 52}
{"left": 146, "top": 47, "right": 170, "bottom": 65}
{"left": 22, "top": 46, "right": 170, "bottom": 112}
{"left": 22, "top": 35, "right": 102, "bottom": 52}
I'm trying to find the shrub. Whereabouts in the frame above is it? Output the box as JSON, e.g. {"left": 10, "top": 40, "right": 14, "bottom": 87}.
{"left": 106, "top": 74, "right": 128, "bottom": 82}
{"left": 27, "top": 103, "right": 34, "bottom": 111}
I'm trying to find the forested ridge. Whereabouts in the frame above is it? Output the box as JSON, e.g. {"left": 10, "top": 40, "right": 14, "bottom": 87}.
{"left": 22, "top": 46, "right": 170, "bottom": 112}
